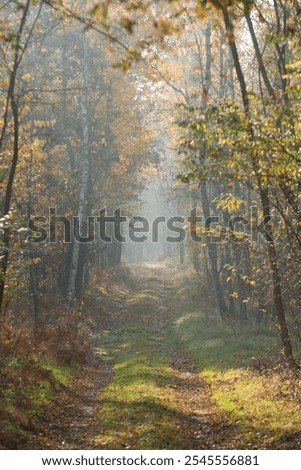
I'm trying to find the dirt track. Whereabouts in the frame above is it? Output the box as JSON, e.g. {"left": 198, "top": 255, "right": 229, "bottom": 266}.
{"left": 23, "top": 263, "right": 251, "bottom": 450}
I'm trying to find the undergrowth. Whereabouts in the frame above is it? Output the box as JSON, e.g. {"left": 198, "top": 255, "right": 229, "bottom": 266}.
{"left": 0, "top": 311, "right": 91, "bottom": 449}
{"left": 0, "top": 265, "right": 136, "bottom": 449}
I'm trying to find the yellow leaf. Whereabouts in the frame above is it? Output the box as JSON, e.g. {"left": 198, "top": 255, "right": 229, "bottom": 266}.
{"left": 194, "top": 5, "right": 207, "bottom": 19}
{"left": 230, "top": 292, "right": 238, "bottom": 299}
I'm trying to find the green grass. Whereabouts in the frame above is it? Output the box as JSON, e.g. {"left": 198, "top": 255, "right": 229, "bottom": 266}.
{"left": 0, "top": 419, "right": 27, "bottom": 445}
{"left": 95, "top": 325, "right": 182, "bottom": 449}
{"left": 0, "top": 356, "right": 77, "bottom": 447}
{"left": 31, "top": 359, "right": 77, "bottom": 411}
{"left": 39, "top": 358, "right": 77, "bottom": 384}
{"left": 168, "top": 286, "right": 301, "bottom": 443}
{"left": 212, "top": 373, "right": 301, "bottom": 436}
{"left": 32, "top": 380, "right": 53, "bottom": 408}
{"left": 170, "top": 310, "right": 280, "bottom": 372}
{"left": 214, "top": 391, "right": 245, "bottom": 421}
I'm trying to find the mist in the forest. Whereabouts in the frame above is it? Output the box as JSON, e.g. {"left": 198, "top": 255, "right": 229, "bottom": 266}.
{"left": 1, "top": 0, "right": 301, "bottom": 454}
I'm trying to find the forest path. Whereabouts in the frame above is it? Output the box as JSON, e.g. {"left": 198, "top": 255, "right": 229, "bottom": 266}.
{"left": 24, "top": 261, "right": 246, "bottom": 449}
{"left": 93, "top": 261, "right": 246, "bottom": 449}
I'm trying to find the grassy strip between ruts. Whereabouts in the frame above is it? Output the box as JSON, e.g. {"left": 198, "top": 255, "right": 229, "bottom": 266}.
{"left": 95, "top": 324, "right": 183, "bottom": 450}
{"left": 168, "top": 305, "right": 301, "bottom": 445}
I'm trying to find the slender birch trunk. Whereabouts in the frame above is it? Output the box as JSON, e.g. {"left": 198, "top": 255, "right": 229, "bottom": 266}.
{"left": 67, "top": 13, "right": 91, "bottom": 304}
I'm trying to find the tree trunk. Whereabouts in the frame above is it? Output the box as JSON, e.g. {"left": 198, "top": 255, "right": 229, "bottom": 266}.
{"left": 67, "top": 16, "right": 91, "bottom": 303}
{"left": 259, "top": 186, "right": 295, "bottom": 365}
{"left": 200, "top": 182, "right": 229, "bottom": 320}
{"left": 243, "top": 2, "right": 275, "bottom": 99}
{"left": 0, "top": 0, "right": 31, "bottom": 312}
{"left": 222, "top": 4, "right": 296, "bottom": 366}
{"left": 0, "top": 96, "right": 19, "bottom": 310}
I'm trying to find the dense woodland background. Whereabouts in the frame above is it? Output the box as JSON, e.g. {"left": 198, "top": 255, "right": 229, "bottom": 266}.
{"left": 1, "top": 0, "right": 301, "bottom": 450}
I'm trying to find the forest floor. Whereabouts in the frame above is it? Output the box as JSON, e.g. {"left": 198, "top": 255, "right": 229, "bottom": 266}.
{"left": 7, "top": 261, "right": 301, "bottom": 449}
